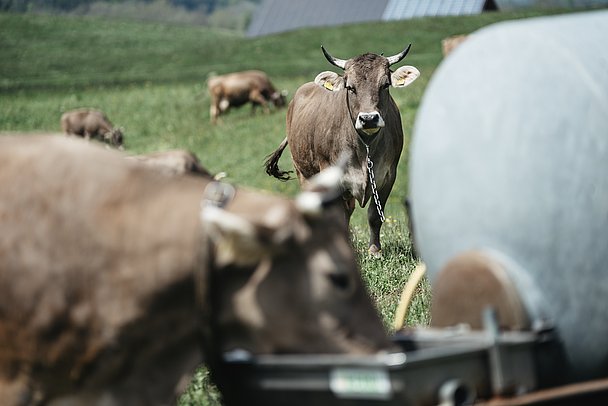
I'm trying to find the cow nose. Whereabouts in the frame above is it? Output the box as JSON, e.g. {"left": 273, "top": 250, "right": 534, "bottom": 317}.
{"left": 359, "top": 112, "right": 380, "bottom": 126}
{"left": 356, "top": 111, "right": 385, "bottom": 134}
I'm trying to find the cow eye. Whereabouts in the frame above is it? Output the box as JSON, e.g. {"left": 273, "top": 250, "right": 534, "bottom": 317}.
{"left": 328, "top": 272, "right": 350, "bottom": 291}
{"left": 345, "top": 85, "right": 357, "bottom": 94}
{"left": 381, "top": 82, "right": 390, "bottom": 90}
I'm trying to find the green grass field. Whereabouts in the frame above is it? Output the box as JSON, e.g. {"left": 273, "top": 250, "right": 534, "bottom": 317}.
{"left": 0, "top": 7, "right": 577, "bottom": 404}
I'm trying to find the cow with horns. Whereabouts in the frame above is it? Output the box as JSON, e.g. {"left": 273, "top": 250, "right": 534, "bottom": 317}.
{"left": 265, "top": 44, "right": 420, "bottom": 255}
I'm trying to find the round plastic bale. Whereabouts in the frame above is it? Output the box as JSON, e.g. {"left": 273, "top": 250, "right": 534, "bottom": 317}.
{"left": 409, "top": 10, "right": 608, "bottom": 380}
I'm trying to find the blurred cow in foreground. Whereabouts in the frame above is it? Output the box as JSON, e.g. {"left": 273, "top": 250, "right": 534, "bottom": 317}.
{"left": 207, "top": 70, "right": 287, "bottom": 124}
{"left": 0, "top": 136, "right": 390, "bottom": 406}
{"left": 61, "top": 108, "right": 124, "bottom": 149}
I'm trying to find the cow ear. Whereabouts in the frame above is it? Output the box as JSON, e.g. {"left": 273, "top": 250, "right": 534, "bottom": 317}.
{"left": 201, "top": 206, "right": 263, "bottom": 266}
{"left": 201, "top": 205, "right": 304, "bottom": 267}
{"left": 391, "top": 66, "right": 420, "bottom": 88}
{"left": 314, "top": 71, "right": 344, "bottom": 92}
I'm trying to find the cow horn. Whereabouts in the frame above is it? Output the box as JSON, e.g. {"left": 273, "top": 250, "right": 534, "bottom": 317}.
{"left": 321, "top": 45, "right": 347, "bottom": 70}
{"left": 387, "top": 43, "right": 412, "bottom": 66}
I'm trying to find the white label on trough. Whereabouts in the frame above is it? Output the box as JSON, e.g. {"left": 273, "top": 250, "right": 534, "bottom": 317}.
{"left": 329, "top": 367, "right": 392, "bottom": 400}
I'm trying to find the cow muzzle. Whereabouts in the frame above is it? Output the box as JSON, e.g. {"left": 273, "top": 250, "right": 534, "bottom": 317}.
{"left": 356, "top": 111, "right": 385, "bottom": 135}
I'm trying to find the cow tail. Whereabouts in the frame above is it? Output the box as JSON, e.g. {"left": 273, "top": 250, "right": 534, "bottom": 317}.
{"left": 264, "top": 137, "right": 293, "bottom": 181}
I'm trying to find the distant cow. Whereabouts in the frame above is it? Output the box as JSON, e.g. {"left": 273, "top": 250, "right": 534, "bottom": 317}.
{"left": 60, "top": 108, "right": 124, "bottom": 149}
{"left": 441, "top": 34, "right": 469, "bottom": 56}
{"left": 0, "top": 136, "right": 390, "bottom": 405}
{"left": 207, "top": 70, "right": 287, "bottom": 124}
{"left": 127, "top": 149, "right": 213, "bottom": 177}
{"left": 265, "top": 45, "right": 420, "bottom": 255}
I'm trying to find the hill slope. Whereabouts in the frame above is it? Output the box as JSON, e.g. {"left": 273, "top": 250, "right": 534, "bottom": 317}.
{"left": 0, "top": 8, "right": 568, "bottom": 92}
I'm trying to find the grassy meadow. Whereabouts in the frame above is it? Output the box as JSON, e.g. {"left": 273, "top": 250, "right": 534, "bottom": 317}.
{"left": 0, "top": 7, "right": 577, "bottom": 404}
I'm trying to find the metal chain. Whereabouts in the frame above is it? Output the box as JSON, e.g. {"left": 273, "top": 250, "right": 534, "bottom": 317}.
{"left": 345, "top": 88, "right": 385, "bottom": 223}
{"left": 365, "top": 144, "right": 385, "bottom": 223}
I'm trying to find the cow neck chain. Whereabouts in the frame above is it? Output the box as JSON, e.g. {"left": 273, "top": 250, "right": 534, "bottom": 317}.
{"left": 345, "top": 89, "right": 386, "bottom": 223}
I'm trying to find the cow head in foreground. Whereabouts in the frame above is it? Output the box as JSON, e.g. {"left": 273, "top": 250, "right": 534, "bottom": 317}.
{"left": 265, "top": 45, "right": 419, "bottom": 255}
{"left": 0, "top": 136, "right": 390, "bottom": 405}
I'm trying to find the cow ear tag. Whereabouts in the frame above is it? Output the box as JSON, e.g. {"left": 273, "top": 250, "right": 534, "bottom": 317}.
{"left": 324, "top": 81, "right": 334, "bottom": 91}
{"left": 392, "top": 66, "right": 420, "bottom": 88}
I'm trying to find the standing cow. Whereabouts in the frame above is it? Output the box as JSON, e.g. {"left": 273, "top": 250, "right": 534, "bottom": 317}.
{"left": 265, "top": 45, "right": 420, "bottom": 255}
{"left": 0, "top": 136, "right": 390, "bottom": 406}
{"left": 60, "top": 108, "right": 124, "bottom": 149}
{"left": 207, "top": 70, "right": 287, "bottom": 124}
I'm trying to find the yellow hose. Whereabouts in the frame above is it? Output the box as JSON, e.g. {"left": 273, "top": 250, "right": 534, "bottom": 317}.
{"left": 393, "top": 263, "right": 427, "bottom": 331}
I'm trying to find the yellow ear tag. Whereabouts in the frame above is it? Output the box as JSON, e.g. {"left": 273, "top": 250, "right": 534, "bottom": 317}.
{"left": 323, "top": 81, "right": 334, "bottom": 90}
{"left": 396, "top": 78, "right": 405, "bottom": 86}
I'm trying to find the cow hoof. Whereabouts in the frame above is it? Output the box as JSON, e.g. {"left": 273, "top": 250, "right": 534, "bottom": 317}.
{"left": 368, "top": 245, "right": 382, "bottom": 258}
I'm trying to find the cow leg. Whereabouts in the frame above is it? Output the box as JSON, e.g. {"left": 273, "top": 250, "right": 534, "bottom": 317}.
{"left": 367, "top": 180, "right": 394, "bottom": 257}
{"left": 210, "top": 104, "right": 219, "bottom": 124}
{"left": 249, "top": 90, "right": 269, "bottom": 114}
{"left": 210, "top": 98, "right": 224, "bottom": 124}
{"left": 343, "top": 196, "right": 356, "bottom": 225}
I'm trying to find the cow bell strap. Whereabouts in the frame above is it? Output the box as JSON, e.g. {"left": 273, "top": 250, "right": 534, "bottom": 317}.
{"left": 345, "top": 90, "right": 386, "bottom": 223}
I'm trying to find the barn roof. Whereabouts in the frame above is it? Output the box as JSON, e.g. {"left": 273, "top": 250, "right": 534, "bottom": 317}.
{"left": 246, "top": 0, "right": 389, "bottom": 37}
{"left": 382, "top": 0, "right": 488, "bottom": 20}
{"left": 246, "top": 0, "right": 606, "bottom": 37}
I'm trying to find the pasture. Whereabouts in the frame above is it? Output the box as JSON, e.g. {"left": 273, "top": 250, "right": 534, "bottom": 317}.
{"left": 0, "top": 7, "right": 572, "bottom": 404}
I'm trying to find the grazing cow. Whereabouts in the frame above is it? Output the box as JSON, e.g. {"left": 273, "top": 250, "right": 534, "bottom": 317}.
{"left": 207, "top": 70, "right": 287, "bottom": 124}
{"left": 0, "top": 136, "right": 390, "bottom": 406}
{"left": 60, "top": 108, "right": 124, "bottom": 149}
{"left": 441, "top": 34, "right": 469, "bottom": 57}
{"left": 126, "top": 149, "right": 213, "bottom": 177}
{"left": 265, "top": 45, "right": 420, "bottom": 255}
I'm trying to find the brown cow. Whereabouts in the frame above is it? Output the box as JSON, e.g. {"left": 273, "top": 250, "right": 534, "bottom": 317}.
{"left": 60, "top": 108, "right": 124, "bottom": 149}
{"left": 265, "top": 45, "right": 420, "bottom": 255}
{"left": 441, "top": 34, "right": 469, "bottom": 57}
{"left": 0, "top": 136, "right": 390, "bottom": 405}
{"left": 207, "top": 70, "right": 287, "bottom": 124}
{"left": 126, "top": 149, "right": 213, "bottom": 177}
